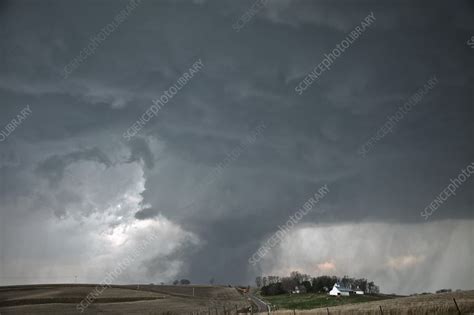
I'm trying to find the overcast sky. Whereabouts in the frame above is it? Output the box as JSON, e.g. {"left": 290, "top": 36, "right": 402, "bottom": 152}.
{"left": 0, "top": 0, "right": 473, "bottom": 294}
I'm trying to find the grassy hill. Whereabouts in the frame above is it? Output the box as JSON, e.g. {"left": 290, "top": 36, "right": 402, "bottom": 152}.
{"left": 256, "top": 291, "right": 474, "bottom": 314}
{"left": 258, "top": 292, "right": 399, "bottom": 310}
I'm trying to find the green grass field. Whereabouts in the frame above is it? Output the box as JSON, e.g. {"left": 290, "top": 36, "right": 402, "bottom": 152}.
{"left": 259, "top": 292, "right": 398, "bottom": 310}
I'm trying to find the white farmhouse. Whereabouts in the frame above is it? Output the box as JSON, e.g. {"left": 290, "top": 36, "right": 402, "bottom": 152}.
{"left": 329, "top": 283, "right": 364, "bottom": 296}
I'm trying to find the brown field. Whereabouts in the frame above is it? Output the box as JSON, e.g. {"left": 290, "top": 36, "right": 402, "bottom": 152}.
{"left": 257, "top": 290, "right": 474, "bottom": 315}
{"left": 2, "top": 285, "right": 473, "bottom": 315}
{"left": 0, "top": 284, "right": 250, "bottom": 314}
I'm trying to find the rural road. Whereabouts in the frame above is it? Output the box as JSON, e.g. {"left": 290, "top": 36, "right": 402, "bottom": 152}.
{"left": 246, "top": 291, "right": 270, "bottom": 313}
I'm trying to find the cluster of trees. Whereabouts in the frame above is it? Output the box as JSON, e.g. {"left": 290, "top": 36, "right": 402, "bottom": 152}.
{"left": 257, "top": 271, "right": 379, "bottom": 296}
{"left": 172, "top": 279, "right": 191, "bottom": 285}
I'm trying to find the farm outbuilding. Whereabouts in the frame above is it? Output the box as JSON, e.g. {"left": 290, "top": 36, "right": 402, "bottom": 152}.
{"left": 329, "top": 283, "right": 364, "bottom": 296}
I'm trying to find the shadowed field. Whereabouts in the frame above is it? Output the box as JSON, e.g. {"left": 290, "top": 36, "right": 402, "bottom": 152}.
{"left": 0, "top": 284, "right": 250, "bottom": 314}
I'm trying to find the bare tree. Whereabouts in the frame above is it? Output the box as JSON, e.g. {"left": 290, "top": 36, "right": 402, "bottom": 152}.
{"left": 290, "top": 271, "right": 303, "bottom": 284}
{"left": 268, "top": 275, "right": 279, "bottom": 284}
{"left": 281, "top": 277, "right": 298, "bottom": 293}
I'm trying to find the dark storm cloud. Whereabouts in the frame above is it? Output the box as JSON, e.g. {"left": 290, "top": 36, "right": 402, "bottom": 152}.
{"left": 0, "top": 0, "right": 473, "bottom": 289}
{"left": 135, "top": 207, "right": 159, "bottom": 220}
{"left": 127, "top": 137, "right": 155, "bottom": 169}
{"left": 139, "top": 0, "right": 473, "bottom": 284}
{"left": 36, "top": 147, "right": 112, "bottom": 185}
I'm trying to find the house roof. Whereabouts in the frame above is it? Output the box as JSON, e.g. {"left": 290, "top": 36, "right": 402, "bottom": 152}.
{"left": 333, "top": 284, "right": 353, "bottom": 292}
{"left": 336, "top": 287, "right": 353, "bottom": 292}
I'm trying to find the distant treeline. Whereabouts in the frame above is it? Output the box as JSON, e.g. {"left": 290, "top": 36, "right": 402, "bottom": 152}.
{"left": 257, "top": 271, "right": 379, "bottom": 296}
